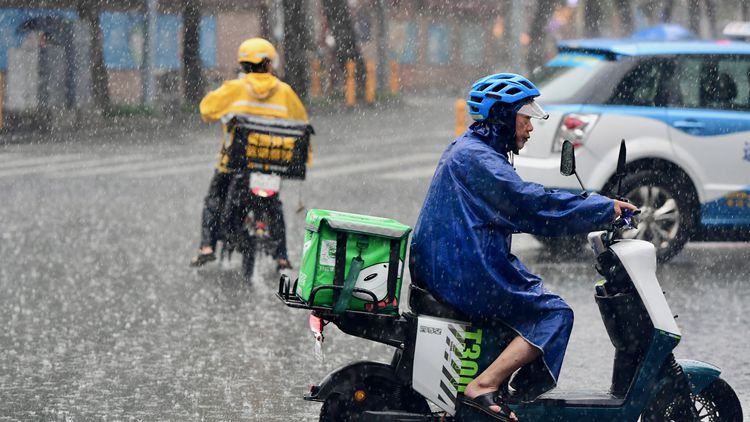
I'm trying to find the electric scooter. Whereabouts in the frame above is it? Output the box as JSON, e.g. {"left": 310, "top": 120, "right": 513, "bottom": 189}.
{"left": 220, "top": 169, "right": 286, "bottom": 282}
{"left": 276, "top": 140, "right": 743, "bottom": 421}
{"left": 217, "top": 114, "right": 313, "bottom": 282}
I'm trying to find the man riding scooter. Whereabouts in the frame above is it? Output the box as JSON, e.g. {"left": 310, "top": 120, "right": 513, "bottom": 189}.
{"left": 409, "top": 73, "right": 637, "bottom": 421}
{"left": 190, "top": 37, "right": 310, "bottom": 271}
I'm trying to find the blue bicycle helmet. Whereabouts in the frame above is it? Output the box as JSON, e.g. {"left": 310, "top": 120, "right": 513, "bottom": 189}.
{"left": 467, "top": 73, "right": 541, "bottom": 122}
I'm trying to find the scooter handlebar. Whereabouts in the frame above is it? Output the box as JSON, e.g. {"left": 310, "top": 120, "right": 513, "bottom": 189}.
{"left": 614, "top": 208, "right": 640, "bottom": 230}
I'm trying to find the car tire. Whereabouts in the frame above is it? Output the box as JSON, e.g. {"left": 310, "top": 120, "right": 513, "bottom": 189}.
{"left": 613, "top": 169, "right": 698, "bottom": 263}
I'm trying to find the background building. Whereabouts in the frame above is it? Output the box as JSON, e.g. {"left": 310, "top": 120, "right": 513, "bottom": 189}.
{"left": 0, "top": 0, "right": 746, "bottom": 131}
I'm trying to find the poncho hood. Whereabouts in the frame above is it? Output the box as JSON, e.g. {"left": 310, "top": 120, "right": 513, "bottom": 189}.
{"left": 243, "top": 72, "right": 280, "bottom": 99}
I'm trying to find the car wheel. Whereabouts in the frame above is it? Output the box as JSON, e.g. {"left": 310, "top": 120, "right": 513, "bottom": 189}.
{"left": 615, "top": 170, "right": 698, "bottom": 263}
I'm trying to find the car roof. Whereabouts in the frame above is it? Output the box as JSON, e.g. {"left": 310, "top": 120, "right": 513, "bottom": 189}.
{"left": 557, "top": 38, "right": 750, "bottom": 57}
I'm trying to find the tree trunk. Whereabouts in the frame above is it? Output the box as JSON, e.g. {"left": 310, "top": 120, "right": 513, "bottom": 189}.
{"left": 614, "top": 0, "right": 633, "bottom": 36}
{"left": 183, "top": 0, "right": 204, "bottom": 105}
{"left": 375, "top": 0, "right": 388, "bottom": 93}
{"left": 77, "top": 0, "right": 110, "bottom": 114}
{"left": 704, "top": 0, "right": 717, "bottom": 38}
{"left": 321, "top": 0, "right": 366, "bottom": 98}
{"left": 687, "top": 0, "right": 701, "bottom": 36}
{"left": 282, "top": 0, "right": 310, "bottom": 100}
{"left": 661, "top": 0, "right": 675, "bottom": 23}
{"left": 583, "top": 0, "right": 603, "bottom": 38}
{"left": 527, "top": 0, "right": 557, "bottom": 72}
{"left": 259, "top": 4, "right": 271, "bottom": 39}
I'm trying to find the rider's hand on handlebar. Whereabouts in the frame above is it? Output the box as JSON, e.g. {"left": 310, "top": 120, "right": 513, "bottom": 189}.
{"left": 613, "top": 199, "right": 638, "bottom": 219}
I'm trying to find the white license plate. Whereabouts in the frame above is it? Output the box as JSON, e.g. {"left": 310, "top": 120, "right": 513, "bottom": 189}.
{"left": 249, "top": 172, "right": 281, "bottom": 192}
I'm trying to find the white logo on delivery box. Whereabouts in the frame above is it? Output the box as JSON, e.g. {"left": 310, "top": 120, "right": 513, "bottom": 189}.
{"left": 320, "top": 240, "right": 337, "bottom": 267}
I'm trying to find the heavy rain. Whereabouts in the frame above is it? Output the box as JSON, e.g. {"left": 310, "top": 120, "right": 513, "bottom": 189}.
{"left": 1, "top": 0, "right": 749, "bottom": 420}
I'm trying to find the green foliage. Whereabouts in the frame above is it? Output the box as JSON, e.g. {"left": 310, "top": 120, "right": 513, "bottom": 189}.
{"left": 180, "top": 103, "right": 200, "bottom": 114}
{"left": 104, "top": 104, "right": 159, "bottom": 118}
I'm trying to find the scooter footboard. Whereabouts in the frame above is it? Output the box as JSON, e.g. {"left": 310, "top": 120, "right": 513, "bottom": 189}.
{"left": 678, "top": 359, "right": 721, "bottom": 394}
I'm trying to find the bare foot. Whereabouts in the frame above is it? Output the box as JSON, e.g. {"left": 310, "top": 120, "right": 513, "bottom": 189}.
{"left": 276, "top": 258, "right": 292, "bottom": 271}
{"left": 463, "top": 383, "right": 518, "bottom": 421}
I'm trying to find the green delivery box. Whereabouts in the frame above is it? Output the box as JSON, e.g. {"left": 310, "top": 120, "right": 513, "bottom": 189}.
{"left": 296, "top": 209, "right": 412, "bottom": 313}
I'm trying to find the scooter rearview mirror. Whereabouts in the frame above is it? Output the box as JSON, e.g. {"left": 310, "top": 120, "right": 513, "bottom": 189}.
{"left": 560, "top": 140, "right": 576, "bottom": 176}
{"left": 616, "top": 139, "right": 627, "bottom": 178}
{"left": 615, "top": 139, "right": 627, "bottom": 197}
{"left": 560, "top": 140, "right": 587, "bottom": 192}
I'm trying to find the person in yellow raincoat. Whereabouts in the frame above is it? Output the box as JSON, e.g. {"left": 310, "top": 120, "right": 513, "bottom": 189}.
{"left": 190, "top": 38, "right": 309, "bottom": 269}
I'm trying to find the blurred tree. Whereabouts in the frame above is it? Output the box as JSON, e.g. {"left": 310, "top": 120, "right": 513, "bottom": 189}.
{"left": 583, "top": 0, "right": 603, "bottom": 37}
{"left": 321, "top": 0, "right": 366, "bottom": 98}
{"left": 76, "top": 0, "right": 110, "bottom": 114}
{"left": 183, "top": 0, "right": 204, "bottom": 104}
{"left": 614, "top": 0, "right": 633, "bottom": 35}
{"left": 259, "top": 3, "right": 271, "bottom": 39}
{"left": 527, "top": 0, "right": 559, "bottom": 72}
{"left": 663, "top": 0, "right": 717, "bottom": 38}
{"left": 283, "top": 0, "right": 311, "bottom": 100}
{"left": 583, "top": 0, "right": 631, "bottom": 37}
{"left": 661, "top": 0, "right": 675, "bottom": 22}
{"left": 687, "top": 0, "right": 717, "bottom": 38}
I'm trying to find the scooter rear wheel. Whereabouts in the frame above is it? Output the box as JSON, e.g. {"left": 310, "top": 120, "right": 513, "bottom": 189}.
{"left": 319, "top": 386, "right": 432, "bottom": 421}
{"left": 641, "top": 378, "right": 743, "bottom": 422}
{"left": 241, "top": 238, "right": 257, "bottom": 283}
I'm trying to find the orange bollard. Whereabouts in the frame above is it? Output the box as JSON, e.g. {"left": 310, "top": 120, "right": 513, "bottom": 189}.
{"left": 365, "top": 61, "right": 376, "bottom": 105}
{"left": 454, "top": 99, "right": 467, "bottom": 136}
{"left": 389, "top": 60, "right": 400, "bottom": 95}
{"left": 345, "top": 60, "right": 356, "bottom": 107}
{"left": 310, "top": 58, "right": 322, "bottom": 98}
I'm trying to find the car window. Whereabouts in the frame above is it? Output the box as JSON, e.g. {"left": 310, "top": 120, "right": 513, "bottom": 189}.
{"left": 533, "top": 52, "right": 620, "bottom": 103}
{"left": 674, "top": 56, "right": 750, "bottom": 111}
{"left": 607, "top": 59, "right": 675, "bottom": 107}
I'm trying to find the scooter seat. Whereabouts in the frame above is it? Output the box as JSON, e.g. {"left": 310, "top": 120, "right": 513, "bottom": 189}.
{"left": 408, "top": 284, "right": 469, "bottom": 321}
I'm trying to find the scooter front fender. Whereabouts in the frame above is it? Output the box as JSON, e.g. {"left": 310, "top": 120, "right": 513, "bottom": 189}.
{"left": 305, "top": 360, "right": 398, "bottom": 403}
{"left": 678, "top": 359, "right": 721, "bottom": 394}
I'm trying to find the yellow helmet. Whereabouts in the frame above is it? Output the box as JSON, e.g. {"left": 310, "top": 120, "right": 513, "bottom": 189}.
{"left": 237, "top": 38, "right": 277, "bottom": 64}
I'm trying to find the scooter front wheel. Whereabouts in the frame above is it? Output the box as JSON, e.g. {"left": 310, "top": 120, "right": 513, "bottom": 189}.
{"left": 641, "top": 377, "right": 743, "bottom": 422}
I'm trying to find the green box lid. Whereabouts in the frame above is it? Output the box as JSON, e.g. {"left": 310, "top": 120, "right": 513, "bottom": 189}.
{"left": 305, "top": 209, "right": 412, "bottom": 239}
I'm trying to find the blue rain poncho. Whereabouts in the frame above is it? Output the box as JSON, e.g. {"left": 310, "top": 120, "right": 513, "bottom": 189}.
{"left": 409, "top": 122, "right": 614, "bottom": 395}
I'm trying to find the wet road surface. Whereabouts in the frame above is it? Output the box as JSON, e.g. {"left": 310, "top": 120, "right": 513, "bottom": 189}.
{"left": 1, "top": 98, "right": 748, "bottom": 420}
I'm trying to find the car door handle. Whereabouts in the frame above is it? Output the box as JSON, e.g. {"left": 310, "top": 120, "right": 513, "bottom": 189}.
{"left": 672, "top": 120, "right": 705, "bottom": 129}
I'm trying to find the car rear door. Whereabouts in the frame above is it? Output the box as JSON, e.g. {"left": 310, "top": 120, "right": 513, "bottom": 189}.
{"left": 578, "top": 57, "right": 673, "bottom": 170}
{"left": 667, "top": 55, "right": 750, "bottom": 225}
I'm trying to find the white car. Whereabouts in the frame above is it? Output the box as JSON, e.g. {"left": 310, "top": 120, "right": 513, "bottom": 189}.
{"left": 516, "top": 39, "right": 750, "bottom": 262}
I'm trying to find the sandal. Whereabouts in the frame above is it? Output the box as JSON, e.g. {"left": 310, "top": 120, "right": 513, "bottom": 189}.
{"left": 190, "top": 252, "right": 216, "bottom": 267}
{"left": 460, "top": 390, "right": 516, "bottom": 421}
